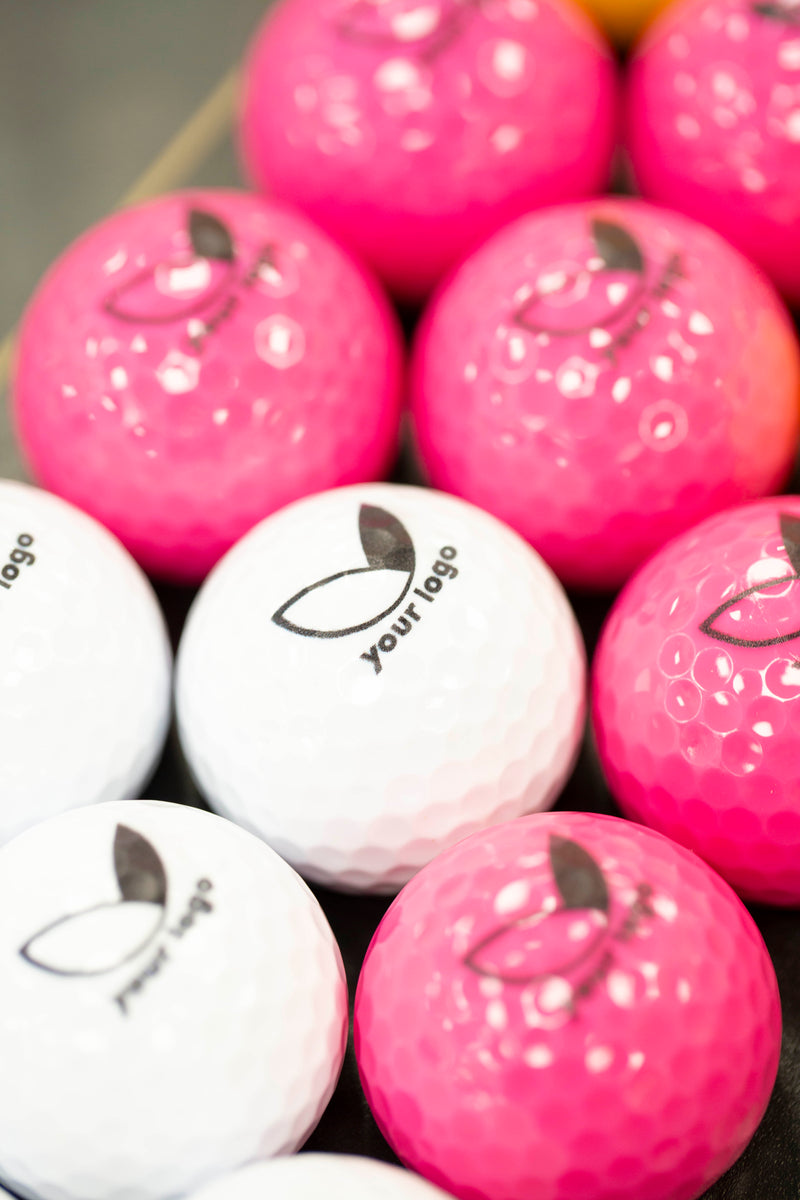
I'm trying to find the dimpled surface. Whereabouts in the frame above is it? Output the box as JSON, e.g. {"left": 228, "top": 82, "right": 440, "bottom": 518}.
{"left": 411, "top": 198, "right": 800, "bottom": 591}
{"left": 175, "top": 483, "right": 586, "bottom": 892}
{"left": 593, "top": 496, "right": 800, "bottom": 904}
{"left": 0, "top": 801, "right": 348, "bottom": 1200}
{"left": 186, "top": 1154, "right": 454, "bottom": 1200}
{"left": 239, "top": 0, "right": 618, "bottom": 300}
{"left": 627, "top": 0, "right": 800, "bottom": 305}
{"left": 354, "top": 810, "right": 782, "bottom": 1200}
{"left": 0, "top": 481, "right": 171, "bottom": 844}
{"left": 12, "top": 189, "right": 403, "bottom": 582}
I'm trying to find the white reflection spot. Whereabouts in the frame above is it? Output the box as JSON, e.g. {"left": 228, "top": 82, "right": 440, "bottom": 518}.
{"left": 131, "top": 335, "right": 148, "bottom": 354}
{"left": 492, "top": 40, "right": 526, "bottom": 82}
{"left": 652, "top": 355, "right": 673, "bottom": 381}
{"left": 255, "top": 315, "right": 305, "bottom": 369}
{"left": 392, "top": 6, "right": 440, "bottom": 42}
{"left": 464, "top": 363, "right": 478, "bottom": 382}
{"left": 586, "top": 1045, "right": 614, "bottom": 1073}
{"left": 491, "top": 125, "right": 522, "bottom": 154}
{"left": 688, "top": 311, "right": 714, "bottom": 336}
{"left": 677, "top": 978, "right": 692, "bottom": 1002}
{"left": 607, "top": 969, "right": 636, "bottom": 1008}
{"left": 786, "top": 111, "right": 800, "bottom": 142}
{"left": 589, "top": 328, "right": 612, "bottom": 349}
{"left": 780, "top": 40, "right": 800, "bottom": 70}
{"left": 753, "top": 721, "right": 774, "bottom": 737}
{"left": 101, "top": 396, "right": 117, "bottom": 412}
{"left": 524, "top": 1044, "right": 553, "bottom": 1068}
{"left": 103, "top": 248, "right": 127, "bottom": 275}
{"left": 212, "top": 409, "right": 229, "bottom": 426}
{"left": 607, "top": 281, "right": 630, "bottom": 307}
{"left": 628, "top": 1051, "right": 645, "bottom": 1070}
{"left": 748, "top": 557, "right": 793, "bottom": 587}
{"left": 375, "top": 58, "right": 420, "bottom": 92}
{"left": 538, "top": 977, "right": 572, "bottom": 1013}
{"left": 651, "top": 894, "right": 678, "bottom": 922}
{"left": 676, "top": 114, "right": 701, "bottom": 138}
{"left": 612, "top": 377, "right": 632, "bottom": 403}
{"left": 156, "top": 351, "right": 201, "bottom": 395}
{"left": 742, "top": 168, "right": 767, "bottom": 193}
{"left": 494, "top": 880, "right": 530, "bottom": 914}
{"left": 487, "top": 1000, "right": 508, "bottom": 1030}
{"left": 556, "top": 357, "right": 598, "bottom": 398}
{"left": 110, "top": 367, "right": 128, "bottom": 390}
{"left": 157, "top": 259, "right": 211, "bottom": 297}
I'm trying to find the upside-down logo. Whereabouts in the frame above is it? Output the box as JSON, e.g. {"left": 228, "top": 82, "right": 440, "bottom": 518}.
{"left": 700, "top": 513, "right": 800, "bottom": 649}
{"left": 21, "top": 824, "right": 215, "bottom": 1016}
{"left": 103, "top": 208, "right": 288, "bottom": 354}
{"left": 512, "top": 218, "right": 682, "bottom": 362}
{"left": 463, "top": 835, "right": 655, "bottom": 1012}
{"left": 271, "top": 504, "right": 460, "bottom": 675}
{"left": 332, "top": 0, "right": 481, "bottom": 60}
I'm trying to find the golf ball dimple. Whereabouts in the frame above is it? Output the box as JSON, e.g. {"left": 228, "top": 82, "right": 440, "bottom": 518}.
{"left": 185, "top": 1154, "right": 455, "bottom": 1200}
{"left": 626, "top": 0, "right": 800, "bottom": 305}
{"left": 0, "top": 480, "right": 171, "bottom": 845}
{"left": 12, "top": 189, "right": 403, "bottom": 582}
{"left": 354, "top": 810, "right": 782, "bottom": 1200}
{"left": 175, "top": 483, "right": 586, "bottom": 893}
{"left": 411, "top": 198, "right": 800, "bottom": 591}
{"left": 593, "top": 496, "right": 800, "bottom": 905}
{"left": 239, "top": 0, "right": 619, "bottom": 300}
{"left": 0, "top": 800, "right": 348, "bottom": 1200}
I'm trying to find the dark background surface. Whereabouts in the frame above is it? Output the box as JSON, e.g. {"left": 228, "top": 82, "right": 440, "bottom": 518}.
{"left": 1, "top": 3, "right": 798, "bottom": 1197}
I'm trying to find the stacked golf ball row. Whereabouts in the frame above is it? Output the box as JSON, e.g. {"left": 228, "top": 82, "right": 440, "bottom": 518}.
{"left": 0, "top": 476, "right": 787, "bottom": 1200}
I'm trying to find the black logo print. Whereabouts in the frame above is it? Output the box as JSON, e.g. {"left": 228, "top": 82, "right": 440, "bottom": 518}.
{"left": 463, "top": 836, "right": 654, "bottom": 1011}
{"left": 103, "top": 208, "right": 285, "bottom": 354}
{"left": 332, "top": 0, "right": 481, "bottom": 61}
{"left": 272, "top": 505, "right": 416, "bottom": 638}
{"left": 513, "top": 218, "right": 682, "bottom": 362}
{"left": 20, "top": 825, "right": 167, "bottom": 977}
{"left": 753, "top": 0, "right": 800, "bottom": 24}
{"left": 700, "top": 513, "right": 800, "bottom": 649}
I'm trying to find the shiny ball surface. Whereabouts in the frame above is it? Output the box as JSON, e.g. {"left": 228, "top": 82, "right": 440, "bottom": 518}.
{"left": 0, "top": 801, "right": 348, "bottom": 1200}
{"left": 627, "top": 0, "right": 800, "bottom": 305}
{"left": 185, "top": 1154, "right": 455, "bottom": 1200}
{"left": 354, "top": 810, "right": 781, "bottom": 1200}
{"left": 411, "top": 198, "right": 799, "bottom": 590}
{"left": 593, "top": 496, "right": 800, "bottom": 904}
{"left": 175, "top": 483, "right": 586, "bottom": 892}
{"left": 239, "top": 0, "right": 618, "bottom": 300}
{"left": 13, "top": 190, "right": 403, "bottom": 582}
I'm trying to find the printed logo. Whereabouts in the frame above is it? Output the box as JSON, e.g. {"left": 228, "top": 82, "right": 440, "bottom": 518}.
{"left": 20, "top": 824, "right": 215, "bottom": 1016}
{"left": 463, "top": 835, "right": 655, "bottom": 1014}
{"left": 700, "top": 513, "right": 800, "bottom": 649}
{"left": 512, "top": 218, "right": 682, "bottom": 362}
{"left": 271, "top": 504, "right": 459, "bottom": 675}
{"left": 103, "top": 208, "right": 289, "bottom": 355}
{"left": 0, "top": 532, "right": 35, "bottom": 593}
{"left": 332, "top": 0, "right": 480, "bottom": 60}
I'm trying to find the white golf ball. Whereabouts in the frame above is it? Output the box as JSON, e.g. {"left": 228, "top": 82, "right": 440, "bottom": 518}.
{"left": 0, "top": 800, "right": 348, "bottom": 1200}
{"left": 0, "top": 480, "right": 172, "bottom": 843}
{"left": 176, "top": 483, "right": 586, "bottom": 892}
{"left": 186, "top": 1154, "right": 454, "bottom": 1200}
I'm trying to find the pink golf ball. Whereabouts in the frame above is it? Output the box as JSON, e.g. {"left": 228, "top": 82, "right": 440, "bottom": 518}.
{"left": 593, "top": 496, "right": 800, "bottom": 905}
{"left": 627, "top": 0, "right": 800, "bottom": 306}
{"left": 354, "top": 810, "right": 781, "bottom": 1200}
{"left": 239, "top": 0, "right": 619, "bottom": 301}
{"left": 411, "top": 197, "right": 800, "bottom": 590}
{"left": 12, "top": 190, "right": 403, "bottom": 582}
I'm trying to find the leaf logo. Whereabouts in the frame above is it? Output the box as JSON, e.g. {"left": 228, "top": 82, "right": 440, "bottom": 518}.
{"left": 332, "top": 0, "right": 478, "bottom": 59}
{"left": 104, "top": 209, "right": 237, "bottom": 325}
{"left": 20, "top": 825, "right": 168, "bottom": 977}
{"left": 700, "top": 513, "right": 800, "bottom": 649}
{"left": 272, "top": 505, "right": 416, "bottom": 638}
{"left": 464, "top": 837, "right": 611, "bottom": 986}
{"left": 513, "top": 218, "right": 682, "bottom": 353}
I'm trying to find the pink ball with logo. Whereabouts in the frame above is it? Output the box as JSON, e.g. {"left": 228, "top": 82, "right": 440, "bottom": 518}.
{"left": 354, "top": 810, "right": 781, "bottom": 1200}
{"left": 411, "top": 198, "right": 800, "bottom": 590}
{"left": 239, "top": 0, "right": 619, "bottom": 300}
{"left": 594, "top": 496, "right": 800, "bottom": 905}
{"left": 627, "top": 0, "right": 800, "bottom": 305}
{"left": 12, "top": 190, "right": 403, "bottom": 582}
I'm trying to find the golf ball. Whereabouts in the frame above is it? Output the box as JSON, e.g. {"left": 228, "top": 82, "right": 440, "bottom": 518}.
{"left": 12, "top": 189, "right": 403, "bottom": 582}
{"left": 175, "top": 483, "right": 586, "bottom": 892}
{"left": 185, "top": 1155, "right": 454, "bottom": 1200}
{"left": 239, "top": 0, "right": 619, "bottom": 300}
{"left": 0, "top": 480, "right": 171, "bottom": 845}
{"left": 411, "top": 198, "right": 800, "bottom": 591}
{"left": 354, "top": 810, "right": 782, "bottom": 1200}
{"left": 593, "top": 496, "right": 800, "bottom": 905}
{"left": 0, "top": 800, "right": 348, "bottom": 1200}
{"left": 626, "top": 0, "right": 800, "bottom": 306}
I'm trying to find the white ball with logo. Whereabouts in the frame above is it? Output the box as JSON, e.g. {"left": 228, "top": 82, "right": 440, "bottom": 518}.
{"left": 0, "top": 800, "right": 347, "bottom": 1200}
{"left": 176, "top": 483, "right": 586, "bottom": 892}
